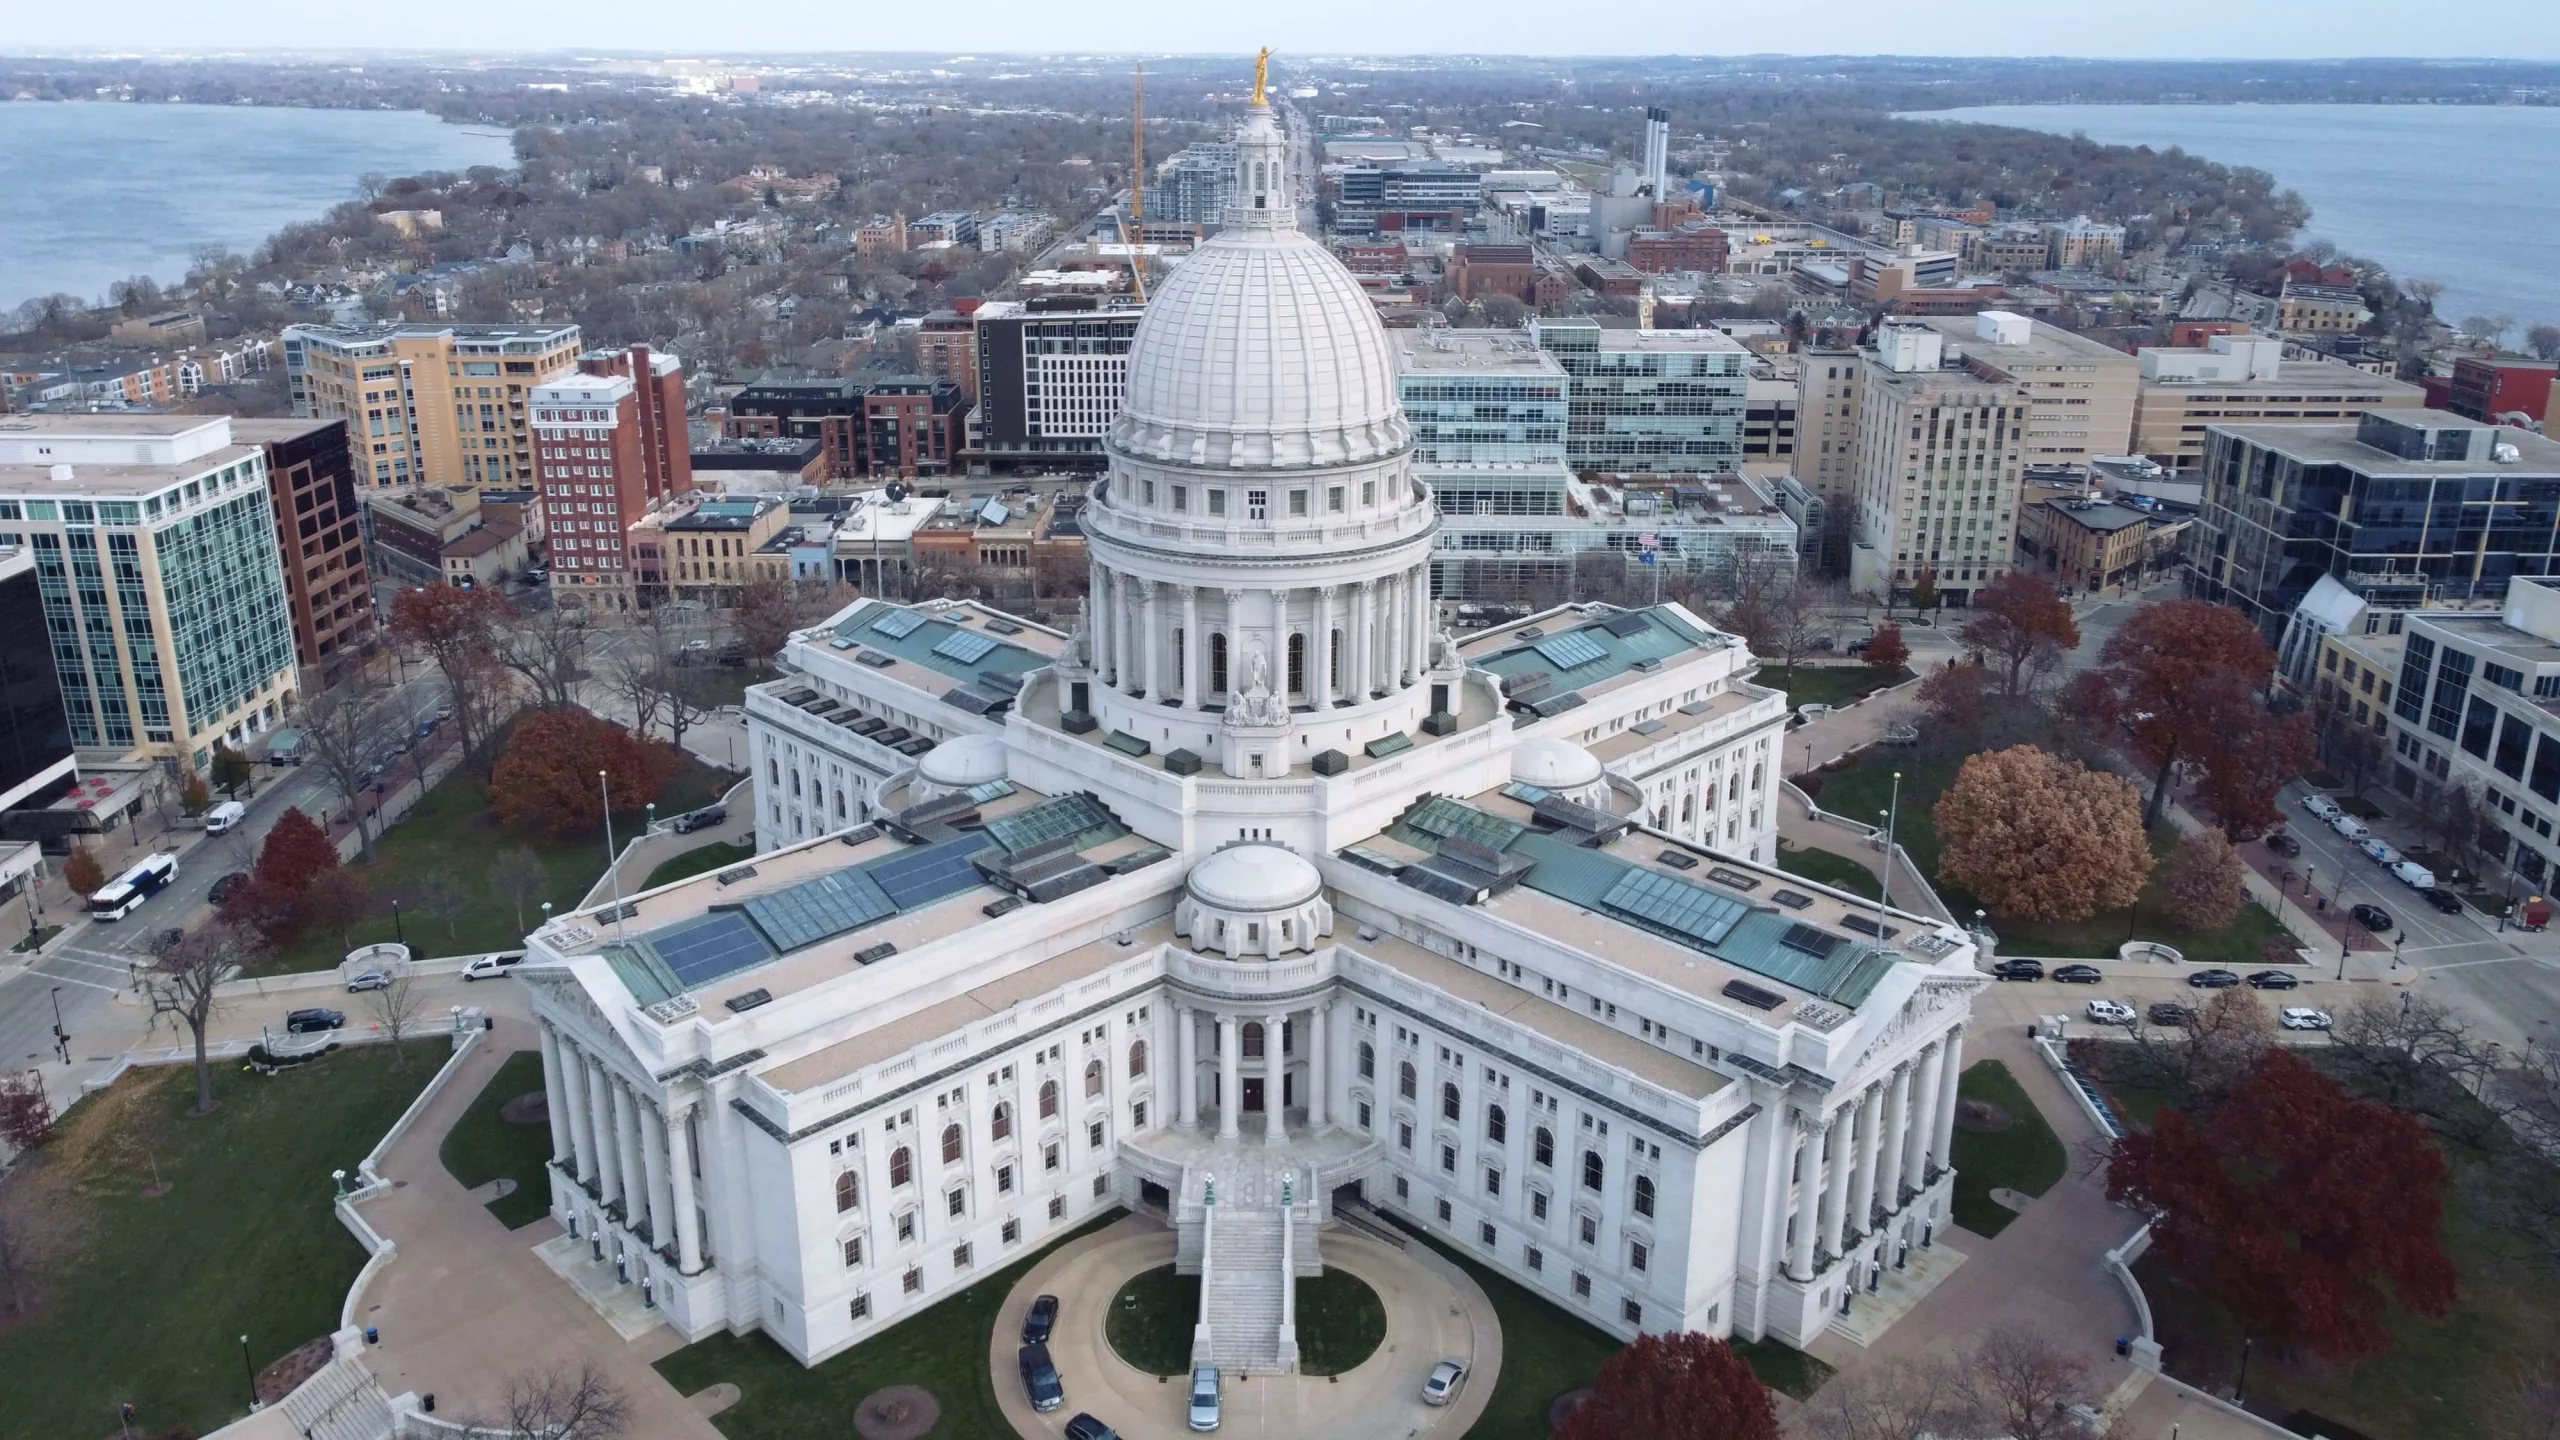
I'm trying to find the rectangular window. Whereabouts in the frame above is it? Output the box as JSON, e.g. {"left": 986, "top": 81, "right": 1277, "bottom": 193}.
{"left": 2397, "top": 634, "right": 2435, "bottom": 726}
{"left": 1208, "top": 490, "right": 1227, "bottom": 516}
{"left": 952, "top": 1243, "right": 972, "bottom": 1270}
{"left": 843, "top": 1236, "right": 864, "bottom": 1267}
{"left": 1049, "top": 1195, "right": 1067, "bottom": 1220}
{"left": 1094, "top": 1174, "right": 1111, "bottom": 1198}
{"left": 1622, "top": 1298, "right": 1643, "bottom": 1325}
{"left": 1579, "top": 1214, "right": 1597, "bottom": 1245}
{"left": 1485, "top": 1169, "right": 1502, "bottom": 1197}
{"left": 2532, "top": 734, "right": 2560, "bottom": 804}
{"left": 1328, "top": 486, "right": 1345, "bottom": 513}
{"left": 1630, "top": 1241, "right": 1649, "bottom": 1273}
{"left": 1044, "top": 1143, "right": 1060, "bottom": 1172}
{"left": 1480, "top": 1221, "right": 1498, "bottom": 1246}
{"left": 2463, "top": 695, "right": 2499, "bottom": 760}
{"left": 1247, "top": 490, "right": 1267, "bottom": 520}
{"left": 1395, "top": 1176, "right": 1411, "bottom": 1201}
{"left": 1573, "top": 1271, "right": 1592, "bottom": 1298}
{"left": 1531, "top": 1190, "right": 1549, "bottom": 1221}
{"left": 897, "top": 1212, "right": 916, "bottom": 1242}
{"left": 947, "top": 1189, "right": 966, "bottom": 1218}
{"left": 903, "top": 1267, "right": 923, "bottom": 1294}
{"left": 850, "top": 1293, "right": 871, "bottom": 1321}
{"left": 1526, "top": 1245, "right": 1544, "bottom": 1271}
{"left": 1172, "top": 486, "right": 1188, "bottom": 511}
{"left": 1436, "top": 1198, "right": 1453, "bottom": 1222}
{"left": 997, "top": 1164, "right": 1015, "bottom": 1194}
{"left": 2427, "top": 645, "right": 2471, "bottom": 741}
{"left": 1289, "top": 489, "right": 1308, "bottom": 517}
{"left": 2496, "top": 713, "right": 2533, "bottom": 781}
{"left": 1003, "top": 1218, "right": 1021, "bottom": 1244}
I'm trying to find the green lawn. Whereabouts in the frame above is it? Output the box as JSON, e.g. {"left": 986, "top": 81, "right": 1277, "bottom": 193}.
{"left": 1295, "top": 1268, "right": 1387, "bottom": 1375}
{"left": 1945, "top": 1061, "right": 2068, "bottom": 1238}
{"left": 1775, "top": 841, "right": 1882, "bottom": 901}
{"left": 0, "top": 1042, "right": 442, "bottom": 1440}
{"left": 1104, "top": 1264, "right": 1198, "bottom": 1377}
{"left": 653, "top": 1210, "right": 1125, "bottom": 1440}
{"left": 437, "top": 1050, "right": 556, "bottom": 1229}
{"left": 251, "top": 735, "right": 738, "bottom": 974}
{"left": 1813, "top": 753, "right": 2293, "bottom": 964}
{"left": 1730, "top": 1334, "right": 1836, "bottom": 1402}
{"left": 644, "top": 839, "right": 759, "bottom": 892}
{"left": 1774, "top": 664, "right": 1913, "bottom": 711}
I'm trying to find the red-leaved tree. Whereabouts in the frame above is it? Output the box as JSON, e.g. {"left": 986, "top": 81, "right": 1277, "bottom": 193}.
{"left": 1960, "top": 571, "right": 2079, "bottom": 697}
{"left": 221, "top": 806, "right": 341, "bottom": 943}
{"left": 490, "top": 709, "right": 680, "bottom": 840}
{"left": 2107, "top": 1047, "right": 2457, "bottom": 1365}
{"left": 2072, "top": 599, "right": 2300, "bottom": 831}
{"left": 61, "top": 845, "right": 104, "bottom": 898}
{"left": 1553, "top": 1332, "right": 1778, "bottom": 1440}
{"left": 1865, "top": 623, "right": 1910, "bottom": 673}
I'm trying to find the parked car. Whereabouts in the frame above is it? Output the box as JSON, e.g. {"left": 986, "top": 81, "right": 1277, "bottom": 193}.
{"left": 1188, "top": 1365, "right": 1222, "bottom": 1432}
{"left": 207, "top": 871, "right": 248, "bottom": 905}
{"left": 1422, "top": 1359, "right": 1467, "bottom": 1406}
{"left": 2247, "top": 969, "right": 2301, "bottom": 990}
{"left": 2052, "top": 964, "right": 2104, "bottom": 985}
{"left": 2086, "top": 999, "right": 2137, "bottom": 1026}
{"left": 1021, "top": 1294, "right": 1059, "bottom": 1346}
{"left": 285, "top": 1007, "right": 345, "bottom": 1034}
{"left": 2301, "top": 793, "right": 2343, "bottom": 821}
{"left": 1847, "top": 636, "right": 1873, "bottom": 655}
{"left": 2280, "top": 1007, "right": 2335, "bottom": 1031}
{"left": 345, "top": 970, "right": 392, "bottom": 993}
{"left": 2422, "top": 887, "right": 2466, "bottom": 915}
{"left": 672, "top": 804, "right": 728, "bottom": 835}
{"left": 463, "top": 952, "right": 525, "bottom": 982}
{"left": 1019, "top": 1343, "right": 1064, "bottom": 1413}
{"left": 2356, "top": 836, "right": 2402, "bottom": 866}
{"left": 149, "top": 926, "right": 186, "bottom": 955}
{"left": 1064, "top": 1416, "right": 1120, "bottom": 1440}
{"left": 2329, "top": 813, "right": 2370, "bottom": 841}
{"left": 2187, "top": 968, "right": 2243, "bottom": 989}
{"left": 2146, "top": 1002, "right": 2195, "bottom": 1027}
{"left": 2349, "top": 903, "right": 2395, "bottom": 932}
{"left": 2391, "top": 859, "right": 2439, "bottom": 890}
{"left": 1991, "top": 958, "right": 2046, "bottom": 982}
{"left": 2264, "top": 830, "right": 2302, "bottom": 858}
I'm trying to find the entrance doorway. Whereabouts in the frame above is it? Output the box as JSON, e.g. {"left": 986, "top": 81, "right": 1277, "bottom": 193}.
{"left": 1243, "top": 1078, "right": 1266, "bottom": 1114}
{"left": 1283, "top": 1073, "right": 1295, "bottom": 1108}
{"left": 1140, "top": 1179, "right": 1171, "bottom": 1212}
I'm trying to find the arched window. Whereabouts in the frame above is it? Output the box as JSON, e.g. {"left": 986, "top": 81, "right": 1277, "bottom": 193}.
{"left": 1210, "top": 633, "right": 1229, "bottom": 694}
{"left": 991, "top": 1103, "right": 1012, "bottom": 1142}
{"left": 1583, "top": 1150, "right": 1605, "bottom": 1193}
{"left": 1486, "top": 1104, "right": 1507, "bottom": 1145}
{"left": 1171, "top": 628, "right": 1185, "bottom": 688}
{"left": 1128, "top": 1040, "right": 1148, "bottom": 1078}
{"left": 1441, "top": 1081, "right": 1461, "bottom": 1122}
{"left": 890, "top": 1147, "right": 912, "bottom": 1188}
{"left": 1680, "top": 793, "right": 1695, "bottom": 823}
{"left": 1039, "top": 1079, "right": 1060, "bottom": 1119}
{"left": 1357, "top": 1041, "right": 1375, "bottom": 1080}
{"left": 1399, "top": 1061, "right": 1417, "bottom": 1100}
{"left": 834, "top": 1171, "right": 859, "bottom": 1212}
{"left": 1243, "top": 1023, "right": 1265, "bottom": 1059}
{"left": 1330, "top": 630, "right": 1346, "bottom": 691}
{"left": 1287, "top": 632, "right": 1306, "bottom": 694}
{"left": 1534, "top": 1127, "right": 1554, "bottom": 1166}
{"left": 1633, "top": 1175, "right": 1656, "bottom": 1219}
{"left": 1084, "top": 1058, "right": 1105, "bottom": 1098}
{"left": 941, "top": 1123, "right": 963, "bottom": 1164}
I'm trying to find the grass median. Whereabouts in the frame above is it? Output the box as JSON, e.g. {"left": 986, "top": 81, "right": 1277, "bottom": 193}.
{"left": 437, "top": 1048, "right": 556, "bottom": 1228}
{"left": 1946, "top": 1060, "right": 2067, "bottom": 1238}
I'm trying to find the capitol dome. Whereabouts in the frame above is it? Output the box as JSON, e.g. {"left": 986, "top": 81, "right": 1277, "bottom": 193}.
{"left": 1109, "top": 104, "right": 1409, "bottom": 471}
{"left": 1176, "top": 843, "right": 1333, "bottom": 959}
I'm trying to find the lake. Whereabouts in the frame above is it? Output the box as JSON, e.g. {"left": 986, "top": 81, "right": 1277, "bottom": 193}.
{"left": 1904, "top": 103, "right": 2560, "bottom": 333}
{"left": 0, "top": 102, "right": 515, "bottom": 313}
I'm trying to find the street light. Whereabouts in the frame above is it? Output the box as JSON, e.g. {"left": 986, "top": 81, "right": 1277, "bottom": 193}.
{"left": 50, "top": 985, "right": 69, "bottom": 1065}
{"left": 2235, "top": 1334, "right": 2253, "bottom": 1406}
{"left": 389, "top": 899, "right": 406, "bottom": 949}
{"left": 239, "top": 1334, "right": 257, "bottom": 1412}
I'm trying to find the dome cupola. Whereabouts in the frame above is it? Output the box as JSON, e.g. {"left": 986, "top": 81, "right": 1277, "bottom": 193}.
{"left": 1175, "top": 843, "right": 1333, "bottom": 959}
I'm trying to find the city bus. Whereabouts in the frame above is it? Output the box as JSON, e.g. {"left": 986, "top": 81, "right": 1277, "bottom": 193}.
{"left": 88, "top": 852, "right": 179, "bottom": 921}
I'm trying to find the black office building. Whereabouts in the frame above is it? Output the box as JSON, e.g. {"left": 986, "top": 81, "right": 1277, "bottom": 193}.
{"left": 973, "top": 296, "right": 1144, "bottom": 472}
{"left": 0, "top": 547, "right": 77, "bottom": 815}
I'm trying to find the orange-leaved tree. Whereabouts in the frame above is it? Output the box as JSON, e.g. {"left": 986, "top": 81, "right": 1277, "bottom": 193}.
{"left": 1935, "top": 744, "right": 2151, "bottom": 924}
{"left": 2157, "top": 829, "right": 2246, "bottom": 933}
{"left": 490, "top": 709, "right": 679, "bottom": 841}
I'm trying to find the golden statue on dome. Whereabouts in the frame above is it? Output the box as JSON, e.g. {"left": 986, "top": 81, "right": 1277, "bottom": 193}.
{"left": 1252, "top": 48, "right": 1271, "bottom": 106}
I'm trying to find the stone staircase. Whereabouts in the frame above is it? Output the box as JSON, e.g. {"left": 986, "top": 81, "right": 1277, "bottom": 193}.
{"left": 277, "top": 1356, "right": 395, "bottom": 1440}
{"left": 1203, "top": 1206, "right": 1287, "bottom": 1373}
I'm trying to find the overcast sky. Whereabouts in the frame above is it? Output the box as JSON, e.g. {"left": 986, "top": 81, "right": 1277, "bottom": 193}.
{"left": 12, "top": 0, "right": 2556, "bottom": 61}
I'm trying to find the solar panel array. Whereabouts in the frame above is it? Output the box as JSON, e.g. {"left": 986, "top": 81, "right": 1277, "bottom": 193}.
{"left": 868, "top": 835, "right": 992, "bottom": 909}
{"left": 1532, "top": 630, "right": 1611, "bottom": 670}
{"left": 870, "top": 609, "right": 927, "bottom": 638}
{"left": 652, "top": 912, "right": 775, "bottom": 987}
{"left": 983, "top": 793, "right": 1122, "bottom": 855}
{"left": 1779, "top": 922, "right": 1844, "bottom": 959}
{"left": 1601, "top": 611, "right": 1653, "bottom": 638}
{"left": 934, "top": 631, "right": 999, "bottom": 664}
{"left": 1599, "top": 867, "right": 1751, "bottom": 949}
{"left": 742, "top": 869, "right": 897, "bottom": 952}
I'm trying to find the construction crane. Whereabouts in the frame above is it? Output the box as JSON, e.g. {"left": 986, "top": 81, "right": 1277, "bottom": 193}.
{"left": 1119, "top": 63, "right": 1149, "bottom": 303}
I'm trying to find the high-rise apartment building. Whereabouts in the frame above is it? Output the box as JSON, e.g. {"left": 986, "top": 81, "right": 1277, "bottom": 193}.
{"left": 282, "top": 322, "right": 583, "bottom": 493}
{"left": 1530, "top": 319, "right": 1750, "bottom": 472}
{"left": 727, "top": 376, "right": 867, "bottom": 481}
{"left": 0, "top": 545, "right": 76, "bottom": 813}
{"left": 917, "top": 311, "right": 980, "bottom": 398}
{"left": 1844, "top": 324, "right": 2032, "bottom": 608}
{"left": 973, "top": 298, "right": 1145, "bottom": 471}
{"left": 2042, "top": 216, "right": 2125, "bottom": 271}
{"left": 1143, "top": 141, "right": 1237, "bottom": 226}
{"left": 532, "top": 347, "right": 695, "bottom": 613}
{"left": 0, "top": 416, "right": 299, "bottom": 770}
{"left": 231, "top": 418, "right": 378, "bottom": 685}
{"left": 1911, "top": 312, "right": 2137, "bottom": 469}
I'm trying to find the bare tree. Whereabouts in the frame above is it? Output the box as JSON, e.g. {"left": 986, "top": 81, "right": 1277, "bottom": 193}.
{"left": 145, "top": 922, "right": 258, "bottom": 1114}
{"left": 300, "top": 676, "right": 399, "bottom": 862}
{"left": 417, "top": 870, "right": 470, "bottom": 941}
{"left": 2117, "top": 986, "right": 2276, "bottom": 1112}
{"left": 480, "top": 1360, "right": 632, "bottom": 1440}
{"left": 364, "top": 973, "right": 428, "bottom": 1071}
{"left": 1958, "top": 1326, "right": 2094, "bottom": 1440}
{"left": 2327, "top": 991, "right": 2499, "bottom": 1145}
{"left": 1790, "top": 1352, "right": 1969, "bottom": 1440}
{"left": 489, "top": 845, "right": 546, "bottom": 935}
{"left": 498, "top": 605, "right": 594, "bottom": 712}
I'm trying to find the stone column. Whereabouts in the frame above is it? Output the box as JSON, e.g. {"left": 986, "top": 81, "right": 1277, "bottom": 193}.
{"left": 1879, "top": 1063, "right": 1912, "bottom": 1207}
{"left": 1820, "top": 1108, "right": 1857, "bottom": 1259}
{"left": 538, "top": 1023, "right": 573, "bottom": 1166}
{"left": 1222, "top": 588, "right": 1245, "bottom": 700}
{"left": 584, "top": 1054, "right": 618, "bottom": 1205}
{"left": 1352, "top": 581, "right": 1374, "bottom": 697}
{"left": 1112, "top": 573, "right": 1133, "bottom": 694}
{"left": 1264, "top": 1012, "right": 1287, "bottom": 1139}
{"left": 1182, "top": 586, "right": 1202, "bottom": 709}
{"left": 1312, "top": 586, "right": 1334, "bottom": 710}
{"left": 1787, "top": 1117, "right": 1818, "bottom": 1280}
{"left": 1218, "top": 1014, "right": 1240, "bottom": 1140}
{"left": 1091, "top": 566, "right": 1112, "bottom": 682}
{"left": 1140, "top": 579, "right": 1161, "bottom": 699}
{"left": 1177, "top": 1004, "right": 1200, "bottom": 1127}
{"left": 1387, "top": 571, "right": 1407, "bottom": 688}
{"left": 1307, "top": 1002, "right": 1329, "bottom": 1129}
{"left": 666, "top": 1100, "right": 704, "bottom": 1275}
{"left": 618, "top": 1081, "right": 649, "bottom": 1234}
{"left": 1931, "top": 1027, "right": 1966, "bottom": 1171}
{"left": 1407, "top": 567, "right": 1427, "bottom": 682}
{"left": 1906, "top": 1040, "right": 1945, "bottom": 1184}
{"left": 1851, "top": 1083, "right": 1885, "bottom": 1236}
{"left": 639, "top": 1098, "right": 671, "bottom": 1246}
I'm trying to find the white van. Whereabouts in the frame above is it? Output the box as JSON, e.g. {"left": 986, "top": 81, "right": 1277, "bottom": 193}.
{"left": 2392, "top": 859, "right": 2439, "bottom": 890}
{"left": 2329, "top": 813, "right": 2370, "bottom": 841}
{"left": 203, "top": 800, "right": 247, "bottom": 835}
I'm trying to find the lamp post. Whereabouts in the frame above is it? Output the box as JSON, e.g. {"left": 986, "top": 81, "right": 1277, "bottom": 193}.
{"left": 600, "top": 771, "right": 625, "bottom": 936}
{"left": 50, "top": 984, "right": 69, "bottom": 1065}
{"left": 390, "top": 899, "right": 405, "bottom": 950}
{"left": 239, "top": 1334, "right": 257, "bottom": 1412}
{"left": 2235, "top": 1335, "right": 2253, "bottom": 1406}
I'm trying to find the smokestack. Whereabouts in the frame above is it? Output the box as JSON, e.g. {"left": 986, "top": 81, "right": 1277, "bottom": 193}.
{"left": 1642, "top": 107, "right": 1669, "bottom": 199}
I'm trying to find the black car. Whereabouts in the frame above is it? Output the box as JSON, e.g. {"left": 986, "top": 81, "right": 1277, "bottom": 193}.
{"left": 1022, "top": 1293, "right": 1059, "bottom": 1345}
{"left": 2146, "top": 1002, "right": 2195, "bottom": 1027}
{"left": 1019, "top": 1343, "right": 1063, "bottom": 1413}
{"left": 2187, "top": 968, "right": 2243, "bottom": 989}
{"left": 1992, "top": 958, "right": 2046, "bottom": 982}
{"left": 1063, "top": 1416, "right": 1120, "bottom": 1440}
{"left": 2247, "top": 969, "right": 2301, "bottom": 990}
{"left": 285, "top": 1007, "right": 346, "bottom": 1034}
{"left": 2350, "top": 903, "right": 2395, "bottom": 932}
{"left": 208, "top": 871, "right": 249, "bottom": 905}
{"left": 2052, "top": 964, "right": 2104, "bottom": 984}
{"left": 2422, "top": 887, "right": 2465, "bottom": 915}
{"left": 2264, "top": 831, "right": 2302, "bottom": 857}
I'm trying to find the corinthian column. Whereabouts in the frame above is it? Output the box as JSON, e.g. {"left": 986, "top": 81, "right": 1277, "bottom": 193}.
{"left": 1182, "top": 586, "right": 1202, "bottom": 709}
{"left": 1140, "top": 579, "right": 1161, "bottom": 699}
{"left": 1312, "top": 586, "right": 1335, "bottom": 709}
{"left": 1931, "top": 1027, "right": 1967, "bottom": 1171}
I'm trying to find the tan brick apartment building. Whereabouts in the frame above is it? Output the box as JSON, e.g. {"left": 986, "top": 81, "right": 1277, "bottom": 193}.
{"left": 2133, "top": 334, "right": 2422, "bottom": 472}
{"left": 283, "top": 322, "right": 583, "bottom": 493}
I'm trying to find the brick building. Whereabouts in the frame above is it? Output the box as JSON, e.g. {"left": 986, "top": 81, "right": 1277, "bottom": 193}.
{"left": 727, "top": 375, "right": 868, "bottom": 481}
{"left": 2449, "top": 354, "right": 2560, "bottom": 427}
{"left": 860, "top": 376, "right": 970, "bottom": 478}
{"left": 532, "top": 346, "right": 695, "bottom": 612}
{"left": 1448, "top": 244, "right": 1538, "bottom": 304}
{"left": 1626, "top": 226, "right": 1729, "bottom": 275}
{"left": 232, "top": 417, "right": 378, "bottom": 685}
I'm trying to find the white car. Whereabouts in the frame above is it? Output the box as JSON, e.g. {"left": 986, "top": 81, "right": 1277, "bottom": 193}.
{"left": 2280, "top": 1007, "right": 2334, "bottom": 1031}
{"left": 2086, "top": 999, "right": 2137, "bottom": 1026}
{"left": 2356, "top": 837, "right": 2401, "bottom": 866}
{"left": 2329, "top": 813, "right": 2370, "bottom": 841}
{"left": 463, "top": 952, "right": 525, "bottom": 981}
{"left": 344, "top": 969, "right": 391, "bottom": 993}
{"left": 2301, "top": 793, "right": 2343, "bottom": 821}
{"left": 2391, "top": 859, "right": 2439, "bottom": 890}
{"left": 1422, "top": 1359, "right": 1466, "bottom": 1406}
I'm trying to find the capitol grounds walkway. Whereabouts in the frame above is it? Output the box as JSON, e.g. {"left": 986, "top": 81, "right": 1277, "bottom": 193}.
{"left": 986, "top": 1215, "right": 1498, "bottom": 1440}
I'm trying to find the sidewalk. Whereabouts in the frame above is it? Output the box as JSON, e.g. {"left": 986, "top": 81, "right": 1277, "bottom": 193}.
{"left": 589, "top": 779, "right": 758, "bottom": 908}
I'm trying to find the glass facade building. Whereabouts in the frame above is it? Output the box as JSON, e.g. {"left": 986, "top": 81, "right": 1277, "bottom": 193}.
{"left": 1529, "top": 319, "right": 1750, "bottom": 472}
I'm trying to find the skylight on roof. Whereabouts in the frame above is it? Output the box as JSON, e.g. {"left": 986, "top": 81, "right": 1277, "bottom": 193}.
{"left": 1599, "top": 867, "right": 1750, "bottom": 949}
{"left": 1532, "top": 630, "right": 1610, "bottom": 670}
{"left": 934, "top": 631, "right": 999, "bottom": 664}
{"left": 870, "top": 609, "right": 927, "bottom": 638}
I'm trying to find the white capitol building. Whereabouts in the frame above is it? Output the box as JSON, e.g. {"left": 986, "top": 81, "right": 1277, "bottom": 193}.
{"left": 520, "top": 90, "right": 1984, "bottom": 1377}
